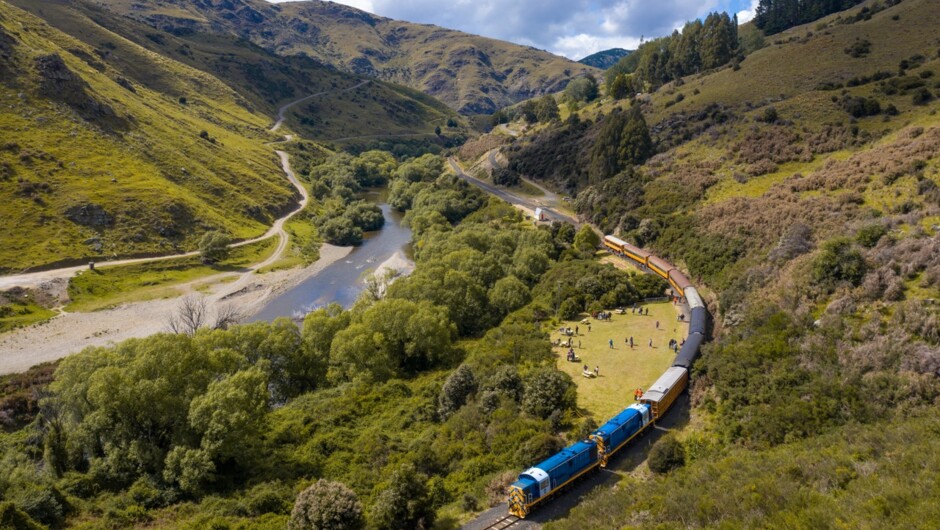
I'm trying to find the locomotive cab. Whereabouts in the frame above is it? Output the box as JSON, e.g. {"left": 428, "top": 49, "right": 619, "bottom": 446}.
{"left": 508, "top": 468, "right": 549, "bottom": 517}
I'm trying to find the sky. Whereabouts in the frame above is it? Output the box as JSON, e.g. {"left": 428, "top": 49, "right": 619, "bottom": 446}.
{"left": 268, "top": 0, "right": 761, "bottom": 60}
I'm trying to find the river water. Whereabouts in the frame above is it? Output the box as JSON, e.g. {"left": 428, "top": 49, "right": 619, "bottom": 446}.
{"left": 250, "top": 200, "right": 414, "bottom": 321}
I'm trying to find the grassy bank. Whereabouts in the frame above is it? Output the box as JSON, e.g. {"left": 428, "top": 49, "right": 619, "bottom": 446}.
{"left": 66, "top": 238, "right": 277, "bottom": 312}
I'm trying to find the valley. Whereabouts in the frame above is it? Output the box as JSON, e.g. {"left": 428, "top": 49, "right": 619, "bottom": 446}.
{"left": 1, "top": 0, "right": 940, "bottom": 529}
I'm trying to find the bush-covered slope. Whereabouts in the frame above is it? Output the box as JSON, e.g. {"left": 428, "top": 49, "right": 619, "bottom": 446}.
{"left": 88, "top": 0, "right": 600, "bottom": 114}
{"left": 498, "top": 1, "right": 940, "bottom": 525}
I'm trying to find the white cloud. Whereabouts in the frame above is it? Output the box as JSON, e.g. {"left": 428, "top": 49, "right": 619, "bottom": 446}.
{"left": 267, "top": 0, "right": 753, "bottom": 59}
{"left": 552, "top": 33, "right": 641, "bottom": 61}
{"left": 736, "top": 0, "right": 760, "bottom": 23}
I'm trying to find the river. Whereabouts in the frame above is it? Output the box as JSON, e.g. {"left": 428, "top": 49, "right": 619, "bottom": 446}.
{"left": 250, "top": 200, "right": 414, "bottom": 321}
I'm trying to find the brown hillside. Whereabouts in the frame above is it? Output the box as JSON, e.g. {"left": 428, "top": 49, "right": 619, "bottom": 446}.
{"left": 88, "top": 0, "right": 600, "bottom": 114}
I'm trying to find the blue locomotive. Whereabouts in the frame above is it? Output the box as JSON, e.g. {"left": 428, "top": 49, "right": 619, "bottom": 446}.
{"left": 508, "top": 237, "right": 708, "bottom": 519}
{"left": 508, "top": 404, "right": 654, "bottom": 518}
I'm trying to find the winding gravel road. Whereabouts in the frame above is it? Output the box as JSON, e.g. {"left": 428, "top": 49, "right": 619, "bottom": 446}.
{"left": 0, "top": 94, "right": 320, "bottom": 291}
{"left": 448, "top": 157, "right": 579, "bottom": 226}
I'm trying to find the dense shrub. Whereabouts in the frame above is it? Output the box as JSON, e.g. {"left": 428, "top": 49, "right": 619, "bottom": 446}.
{"left": 811, "top": 238, "right": 867, "bottom": 290}
{"left": 198, "top": 231, "right": 231, "bottom": 264}
{"left": 371, "top": 464, "right": 434, "bottom": 530}
{"left": 522, "top": 368, "right": 575, "bottom": 419}
{"left": 648, "top": 435, "right": 685, "bottom": 473}
{"left": 438, "top": 364, "right": 477, "bottom": 419}
{"left": 289, "top": 480, "right": 363, "bottom": 530}
{"left": 855, "top": 223, "right": 888, "bottom": 248}
{"left": 840, "top": 95, "right": 881, "bottom": 117}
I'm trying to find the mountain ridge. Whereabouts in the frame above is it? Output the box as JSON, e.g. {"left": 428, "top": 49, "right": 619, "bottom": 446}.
{"left": 87, "top": 0, "right": 601, "bottom": 114}
{"left": 579, "top": 48, "right": 632, "bottom": 69}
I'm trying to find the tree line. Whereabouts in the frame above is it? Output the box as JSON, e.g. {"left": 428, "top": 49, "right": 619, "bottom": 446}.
{"left": 754, "top": 0, "right": 868, "bottom": 35}
{"left": 606, "top": 12, "right": 740, "bottom": 96}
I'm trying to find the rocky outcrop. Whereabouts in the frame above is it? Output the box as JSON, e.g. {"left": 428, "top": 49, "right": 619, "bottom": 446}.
{"left": 35, "top": 54, "right": 129, "bottom": 130}
{"left": 65, "top": 203, "right": 114, "bottom": 228}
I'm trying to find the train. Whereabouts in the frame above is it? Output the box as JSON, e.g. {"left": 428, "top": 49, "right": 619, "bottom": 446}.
{"left": 507, "top": 235, "right": 708, "bottom": 519}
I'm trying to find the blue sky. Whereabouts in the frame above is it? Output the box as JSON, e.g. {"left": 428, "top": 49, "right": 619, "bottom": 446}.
{"left": 268, "top": 0, "right": 760, "bottom": 60}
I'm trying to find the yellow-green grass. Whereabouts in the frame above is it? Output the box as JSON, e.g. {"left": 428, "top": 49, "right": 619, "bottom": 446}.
{"left": 552, "top": 302, "right": 688, "bottom": 419}
{"left": 65, "top": 238, "right": 277, "bottom": 312}
{"left": 0, "top": 300, "right": 57, "bottom": 334}
{"left": 0, "top": 2, "right": 298, "bottom": 271}
{"left": 258, "top": 217, "right": 322, "bottom": 273}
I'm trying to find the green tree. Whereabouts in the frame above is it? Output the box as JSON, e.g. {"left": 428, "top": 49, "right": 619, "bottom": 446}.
{"left": 648, "top": 434, "right": 685, "bottom": 473}
{"left": 535, "top": 94, "right": 560, "bottom": 122}
{"left": 564, "top": 75, "right": 599, "bottom": 103}
{"left": 488, "top": 275, "right": 531, "bottom": 316}
{"left": 329, "top": 299, "right": 456, "bottom": 382}
{"left": 589, "top": 106, "right": 653, "bottom": 181}
{"left": 352, "top": 150, "right": 397, "bottom": 186}
{"left": 371, "top": 464, "right": 435, "bottom": 530}
{"left": 198, "top": 231, "right": 231, "bottom": 264}
{"left": 300, "top": 304, "right": 350, "bottom": 388}
{"left": 608, "top": 73, "right": 632, "bottom": 100}
{"left": 319, "top": 216, "right": 363, "bottom": 246}
{"left": 573, "top": 225, "right": 601, "bottom": 256}
{"left": 522, "top": 368, "right": 575, "bottom": 418}
{"left": 438, "top": 364, "right": 477, "bottom": 419}
{"left": 163, "top": 446, "right": 214, "bottom": 495}
{"left": 188, "top": 366, "right": 269, "bottom": 463}
{"left": 289, "top": 479, "right": 364, "bottom": 530}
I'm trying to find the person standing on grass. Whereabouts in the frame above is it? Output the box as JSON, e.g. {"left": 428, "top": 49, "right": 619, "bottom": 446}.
{"left": 594, "top": 366, "right": 599, "bottom": 377}
{"left": 630, "top": 336, "right": 634, "bottom": 348}
{"left": 656, "top": 320, "right": 660, "bottom": 329}
{"left": 609, "top": 338, "right": 613, "bottom": 349}
{"left": 649, "top": 338, "right": 653, "bottom": 348}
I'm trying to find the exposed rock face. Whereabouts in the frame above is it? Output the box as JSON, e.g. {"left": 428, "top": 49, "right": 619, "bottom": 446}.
{"left": 65, "top": 203, "right": 114, "bottom": 228}
{"left": 35, "top": 54, "right": 129, "bottom": 130}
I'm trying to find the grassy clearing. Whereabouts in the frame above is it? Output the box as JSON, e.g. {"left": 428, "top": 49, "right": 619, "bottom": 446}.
{"left": 0, "top": 299, "right": 57, "bottom": 334}
{"left": 65, "top": 238, "right": 277, "bottom": 312}
{"left": 551, "top": 302, "right": 687, "bottom": 419}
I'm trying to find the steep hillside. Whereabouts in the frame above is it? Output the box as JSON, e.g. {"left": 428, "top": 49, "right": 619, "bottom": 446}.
{"left": 11, "top": 0, "right": 458, "bottom": 144}
{"left": 88, "top": 0, "right": 600, "bottom": 114}
{"left": 0, "top": 0, "right": 304, "bottom": 272}
{"left": 498, "top": 0, "right": 940, "bottom": 526}
{"left": 578, "top": 48, "right": 631, "bottom": 69}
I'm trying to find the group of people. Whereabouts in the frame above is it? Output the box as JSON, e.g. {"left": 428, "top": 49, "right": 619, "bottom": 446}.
{"left": 583, "top": 364, "right": 599, "bottom": 377}
{"left": 667, "top": 338, "right": 683, "bottom": 352}
{"left": 633, "top": 388, "right": 644, "bottom": 401}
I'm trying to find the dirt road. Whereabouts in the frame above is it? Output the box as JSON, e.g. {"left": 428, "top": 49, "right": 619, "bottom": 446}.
{"left": 0, "top": 87, "right": 365, "bottom": 374}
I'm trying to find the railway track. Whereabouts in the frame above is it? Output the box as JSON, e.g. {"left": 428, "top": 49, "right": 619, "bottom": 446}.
{"left": 483, "top": 515, "right": 521, "bottom": 530}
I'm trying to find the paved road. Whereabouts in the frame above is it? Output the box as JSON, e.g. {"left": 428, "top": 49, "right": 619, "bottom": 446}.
{"left": 448, "top": 158, "right": 579, "bottom": 226}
